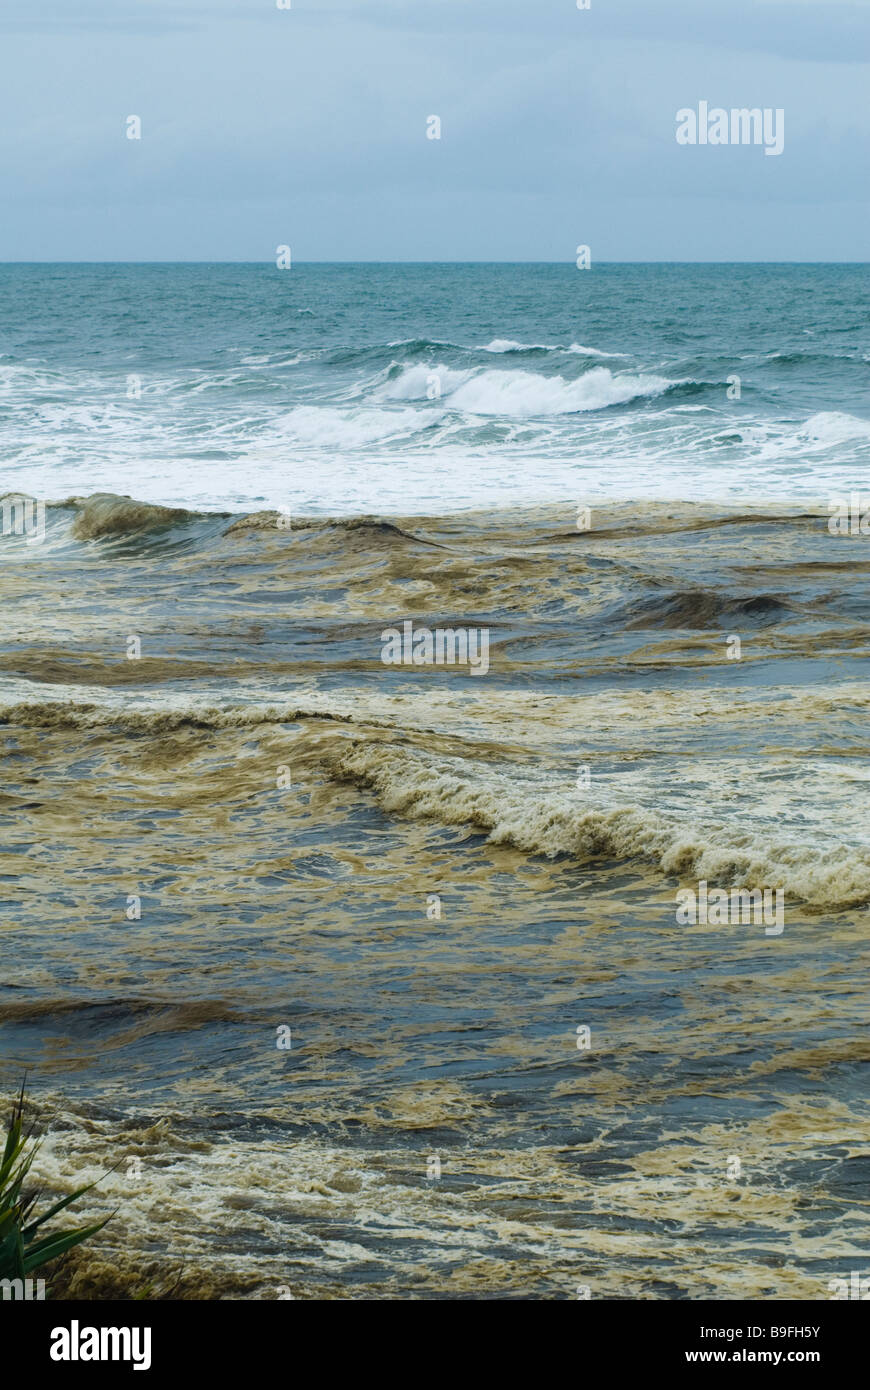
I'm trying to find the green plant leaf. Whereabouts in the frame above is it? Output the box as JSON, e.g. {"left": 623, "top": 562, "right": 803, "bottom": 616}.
{"left": 0, "top": 1082, "right": 111, "bottom": 1289}
{"left": 22, "top": 1218, "right": 111, "bottom": 1274}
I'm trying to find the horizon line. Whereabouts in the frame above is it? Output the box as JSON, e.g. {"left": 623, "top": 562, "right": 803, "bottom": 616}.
{"left": 1, "top": 258, "right": 869, "bottom": 267}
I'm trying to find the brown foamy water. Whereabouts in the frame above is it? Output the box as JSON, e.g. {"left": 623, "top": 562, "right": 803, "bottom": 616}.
{"left": 1, "top": 495, "right": 868, "bottom": 1298}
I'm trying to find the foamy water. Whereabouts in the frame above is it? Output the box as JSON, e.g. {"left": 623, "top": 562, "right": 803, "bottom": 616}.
{"left": 1, "top": 492, "right": 868, "bottom": 1298}
{"left": 2, "top": 263, "right": 869, "bottom": 513}
{"left": 2, "top": 263, "right": 869, "bottom": 1300}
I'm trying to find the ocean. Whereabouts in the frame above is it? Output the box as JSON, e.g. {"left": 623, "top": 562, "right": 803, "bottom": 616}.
{"left": 3, "top": 262, "right": 870, "bottom": 512}
{"left": 1, "top": 263, "right": 868, "bottom": 1300}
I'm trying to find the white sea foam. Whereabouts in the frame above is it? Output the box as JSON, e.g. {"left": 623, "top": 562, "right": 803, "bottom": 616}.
{"left": 754, "top": 411, "right": 870, "bottom": 463}
{"left": 5, "top": 351, "right": 869, "bottom": 515}
{"left": 272, "top": 404, "right": 444, "bottom": 446}
{"left": 379, "top": 364, "right": 474, "bottom": 399}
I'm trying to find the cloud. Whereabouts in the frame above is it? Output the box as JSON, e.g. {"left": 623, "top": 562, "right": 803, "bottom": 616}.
{"left": 1, "top": 0, "right": 868, "bottom": 258}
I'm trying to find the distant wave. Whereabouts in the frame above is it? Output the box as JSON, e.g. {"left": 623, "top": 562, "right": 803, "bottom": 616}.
{"left": 481, "top": 339, "right": 629, "bottom": 357}
{"left": 481, "top": 338, "right": 554, "bottom": 353}
{"left": 566, "top": 343, "right": 630, "bottom": 358}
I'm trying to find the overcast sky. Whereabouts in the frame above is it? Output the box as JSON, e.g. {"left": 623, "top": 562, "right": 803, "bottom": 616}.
{"left": 1, "top": 0, "right": 868, "bottom": 260}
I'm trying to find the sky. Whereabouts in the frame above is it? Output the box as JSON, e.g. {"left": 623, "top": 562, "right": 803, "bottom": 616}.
{"left": 1, "top": 0, "right": 869, "bottom": 261}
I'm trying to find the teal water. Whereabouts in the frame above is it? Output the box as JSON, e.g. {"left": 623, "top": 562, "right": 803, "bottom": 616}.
{"left": 2, "top": 262, "right": 870, "bottom": 512}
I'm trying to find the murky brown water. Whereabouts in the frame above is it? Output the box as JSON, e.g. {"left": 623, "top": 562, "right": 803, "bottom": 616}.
{"left": 1, "top": 495, "right": 867, "bottom": 1298}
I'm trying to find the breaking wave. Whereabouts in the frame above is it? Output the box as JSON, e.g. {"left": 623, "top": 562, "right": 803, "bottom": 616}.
{"left": 5, "top": 683, "right": 868, "bottom": 910}
{"left": 381, "top": 364, "right": 674, "bottom": 415}
{"left": 321, "top": 740, "right": 870, "bottom": 911}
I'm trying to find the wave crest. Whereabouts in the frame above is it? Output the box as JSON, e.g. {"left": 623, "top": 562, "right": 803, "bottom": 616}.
{"left": 323, "top": 740, "right": 870, "bottom": 910}
{"left": 70, "top": 494, "right": 198, "bottom": 540}
{"left": 382, "top": 364, "right": 673, "bottom": 416}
